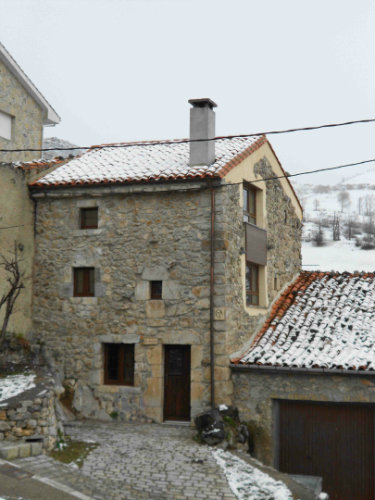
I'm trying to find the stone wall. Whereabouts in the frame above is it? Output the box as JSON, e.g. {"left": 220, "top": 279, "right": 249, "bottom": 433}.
{"left": 0, "top": 381, "right": 58, "bottom": 450}
{"left": 212, "top": 155, "right": 301, "bottom": 406}
{"left": 0, "top": 60, "right": 44, "bottom": 163}
{"left": 232, "top": 368, "right": 375, "bottom": 465}
{"left": 33, "top": 183, "right": 213, "bottom": 422}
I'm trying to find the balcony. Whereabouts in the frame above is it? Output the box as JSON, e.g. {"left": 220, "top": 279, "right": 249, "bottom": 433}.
{"left": 245, "top": 222, "right": 267, "bottom": 266}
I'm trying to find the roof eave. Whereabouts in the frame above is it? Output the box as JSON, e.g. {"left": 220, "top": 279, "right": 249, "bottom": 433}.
{"left": 230, "top": 363, "right": 375, "bottom": 376}
{"left": 0, "top": 42, "right": 60, "bottom": 126}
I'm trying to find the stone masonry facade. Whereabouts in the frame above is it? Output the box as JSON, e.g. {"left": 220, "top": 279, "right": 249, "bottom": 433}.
{"left": 31, "top": 152, "right": 301, "bottom": 423}
{"left": 0, "top": 60, "right": 44, "bottom": 163}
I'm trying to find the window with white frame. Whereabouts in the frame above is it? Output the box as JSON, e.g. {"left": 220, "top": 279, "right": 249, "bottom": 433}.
{"left": 0, "top": 110, "right": 12, "bottom": 140}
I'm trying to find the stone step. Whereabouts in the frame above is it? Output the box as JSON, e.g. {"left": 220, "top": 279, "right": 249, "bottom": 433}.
{"left": 0, "top": 440, "right": 43, "bottom": 459}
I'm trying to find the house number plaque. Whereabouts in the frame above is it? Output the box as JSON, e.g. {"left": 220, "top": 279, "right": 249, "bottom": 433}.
{"left": 214, "top": 308, "right": 226, "bottom": 321}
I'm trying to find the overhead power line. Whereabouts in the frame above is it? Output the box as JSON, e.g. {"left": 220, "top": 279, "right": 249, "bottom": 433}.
{"left": 0, "top": 158, "right": 373, "bottom": 232}
{"left": 242, "top": 159, "right": 375, "bottom": 185}
{"left": 0, "top": 118, "right": 374, "bottom": 153}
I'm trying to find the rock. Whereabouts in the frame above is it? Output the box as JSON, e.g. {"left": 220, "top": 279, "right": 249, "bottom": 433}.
{"left": 217, "top": 405, "right": 239, "bottom": 421}
{"left": 72, "top": 384, "right": 99, "bottom": 416}
{"left": 238, "top": 423, "right": 250, "bottom": 444}
{"left": 194, "top": 409, "right": 226, "bottom": 445}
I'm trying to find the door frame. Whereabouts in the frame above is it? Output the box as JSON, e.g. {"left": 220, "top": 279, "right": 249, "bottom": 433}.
{"left": 163, "top": 344, "right": 191, "bottom": 422}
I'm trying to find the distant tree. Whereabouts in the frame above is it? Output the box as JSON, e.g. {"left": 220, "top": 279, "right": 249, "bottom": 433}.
{"left": 313, "top": 199, "right": 320, "bottom": 211}
{"left": 358, "top": 197, "right": 363, "bottom": 215}
{"left": 313, "top": 223, "right": 325, "bottom": 247}
{"left": 364, "top": 194, "right": 374, "bottom": 216}
{"left": 0, "top": 243, "right": 25, "bottom": 347}
{"left": 332, "top": 213, "right": 340, "bottom": 241}
{"left": 346, "top": 215, "right": 353, "bottom": 240}
{"left": 337, "top": 191, "right": 351, "bottom": 212}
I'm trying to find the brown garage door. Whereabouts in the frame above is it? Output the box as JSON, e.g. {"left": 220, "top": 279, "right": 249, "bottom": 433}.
{"left": 279, "top": 400, "right": 375, "bottom": 500}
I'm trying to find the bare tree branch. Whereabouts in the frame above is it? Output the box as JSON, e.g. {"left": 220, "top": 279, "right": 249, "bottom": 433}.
{"left": 0, "top": 242, "right": 25, "bottom": 346}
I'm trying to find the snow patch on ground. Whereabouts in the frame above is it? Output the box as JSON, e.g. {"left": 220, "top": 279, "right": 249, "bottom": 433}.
{"left": 0, "top": 373, "right": 36, "bottom": 403}
{"left": 302, "top": 238, "right": 374, "bottom": 272}
{"left": 212, "top": 449, "right": 292, "bottom": 500}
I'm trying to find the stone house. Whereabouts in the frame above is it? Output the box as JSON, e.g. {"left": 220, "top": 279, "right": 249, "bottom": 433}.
{"left": 231, "top": 271, "right": 375, "bottom": 500}
{"left": 0, "top": 158, "right": 67, "bottom": 337}
{"left": 0, "top": 42, "right": 60, "bottom": 163}
{"left": 0, "top": 42, "right": 60, "bottom": 337}
{"left": 29, "top": 98, "right": 302, "bottom": 423}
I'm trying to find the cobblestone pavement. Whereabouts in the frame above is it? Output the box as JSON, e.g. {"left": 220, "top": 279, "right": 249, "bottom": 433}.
{"left": 14, "top": 421, "right": 237, "bottom": 500}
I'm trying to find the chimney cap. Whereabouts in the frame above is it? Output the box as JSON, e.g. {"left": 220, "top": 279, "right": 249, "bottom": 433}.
{"left": 188, "top": 98, "right": 217, "bottom": 109}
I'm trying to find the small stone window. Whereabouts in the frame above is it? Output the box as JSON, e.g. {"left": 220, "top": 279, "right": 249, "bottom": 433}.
{"left": 246, "top": 262, "right": 259, "bottom": 306}
{"left": 80, "top": 207, "right": 98, "bottom": 229}
{"left": 0, "top": 110, "right": 12, "bottom": 140}
{"left": 104, "top": 343, "right": 134, "bottom": 386}
{"left": 73, "top": 267, "right": 95, "bottom": 297}
{"left": 150, "top": 280, "right": 162, "bottom": 300}
{"left": 243, "top": 184, "right": 257, "bottom": 224}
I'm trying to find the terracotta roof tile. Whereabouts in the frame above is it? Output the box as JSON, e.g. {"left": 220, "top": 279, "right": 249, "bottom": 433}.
{"left": 234, "top": 272, "right": 375, "bottom": 372}
{"left": 30, "top": 136, "right": 266, "bottom": 187}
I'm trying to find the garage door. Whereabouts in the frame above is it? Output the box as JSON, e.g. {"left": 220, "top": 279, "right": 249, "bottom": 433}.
{"left": 279, "top": 400, "right": 375, "bottom": 500}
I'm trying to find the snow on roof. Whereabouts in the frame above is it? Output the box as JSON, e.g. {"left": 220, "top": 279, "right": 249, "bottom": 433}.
{"left": 234, "top": 272, "right": 375, "bottom": 372}
{"left": 1, "top": 157, "right": 66, "bottom": 171}
{"left": 31, "top": 136, "right": 266, "bottom": 187}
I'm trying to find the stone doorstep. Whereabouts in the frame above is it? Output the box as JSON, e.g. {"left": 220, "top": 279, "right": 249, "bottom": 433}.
{"left": 0, "top": 439, "right": 44, "bottom": 460}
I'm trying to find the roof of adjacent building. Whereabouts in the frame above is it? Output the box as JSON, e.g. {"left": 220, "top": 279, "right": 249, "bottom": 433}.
{"left": 234, "top": 271, "right": 375, "bottom": 372}
{"left": 0, "top": 42, "right": 60, "bottom": 125}
{"left": 31, "top": 135, "right": 267, "bottom": 187}
{"left": 3, "top": 157, "right": 66, "bottom": 171}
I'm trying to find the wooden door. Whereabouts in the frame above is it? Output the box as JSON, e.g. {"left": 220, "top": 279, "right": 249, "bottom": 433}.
{"left": 279, "top": 400, "right": 375, "bottom": 500}
{"left": 164, "top": 345, "right": 190, "bottom": 421}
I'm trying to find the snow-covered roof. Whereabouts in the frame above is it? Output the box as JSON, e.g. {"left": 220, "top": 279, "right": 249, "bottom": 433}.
{"left": 31, "top": 135, "right": 267, "bottom": 187}
{"left": 2, "top": 157, "right": 66, "bottom": 171}
{"left": 234, "top": 272, "right": 375, "bottom": 372}
{"left": 0, "top": 42, "right": 60, "bottom": 125}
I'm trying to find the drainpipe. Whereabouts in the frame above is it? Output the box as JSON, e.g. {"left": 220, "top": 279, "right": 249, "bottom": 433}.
{"left": 209, "top": 185, "right": 215, "bottom": 409}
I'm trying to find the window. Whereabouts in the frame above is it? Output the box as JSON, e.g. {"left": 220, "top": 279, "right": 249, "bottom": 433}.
{"left": 246, "top": 262, "right": 259, "bottom": 305}
{"left": 73, "top": 267, "right": 95, "bottom": 296}
{"left": 243, "top": 184, "right": 256, "bottom": 224}
{"left": 104, "top": 343, "right": 134, "bottom": 385}
{"left": 80, "top": 207, "right": 98, "bottom": 229}
{"left": 0, "top": 110, "right": 12, "bottom": 140}
{"left": 150, "top": 280, "right": 162, "bottom": 299}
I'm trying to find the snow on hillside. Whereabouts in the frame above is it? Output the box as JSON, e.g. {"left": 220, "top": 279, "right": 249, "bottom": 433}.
{"left": 294, "top": 175, "right": 375, "bottom": 272}
{"left": 42, "top": 137, "right": 84, "bottom": 160}
{"left": 302, "top": 239, "right": 374, "bottom": 272}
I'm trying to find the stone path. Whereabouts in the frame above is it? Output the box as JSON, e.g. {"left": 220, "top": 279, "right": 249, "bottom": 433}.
{"left": 14, "top": 420, "right": 237, "bottom": 500}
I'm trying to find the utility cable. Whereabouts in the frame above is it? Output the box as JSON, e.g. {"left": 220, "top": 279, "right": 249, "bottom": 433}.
{"left": 0, "top": 159, "right": 373, "bottom": 232}
{"left": 0, "top": 118, "right": 374, "bottom": 153}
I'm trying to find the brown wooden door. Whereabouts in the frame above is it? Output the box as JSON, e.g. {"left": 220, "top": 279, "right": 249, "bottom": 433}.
{"left": 164, "top": 345, "right": 190, "bottom": 421}
{"left": 279, "top": 400, "right": 375, "bottom": 500}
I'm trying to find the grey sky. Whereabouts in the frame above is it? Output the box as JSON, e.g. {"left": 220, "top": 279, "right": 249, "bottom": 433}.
{"left": 1, "top": 0, "right": 374, "bottom": 184}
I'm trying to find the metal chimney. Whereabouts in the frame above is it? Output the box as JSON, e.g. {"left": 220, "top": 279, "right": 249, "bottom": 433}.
{"left": 189, "top": 98, "right": 217, "bottom": 166}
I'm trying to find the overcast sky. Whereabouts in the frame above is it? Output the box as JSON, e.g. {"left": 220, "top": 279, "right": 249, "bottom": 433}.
{"left": 1, "top": 0, "right": 374, "bottom": 184}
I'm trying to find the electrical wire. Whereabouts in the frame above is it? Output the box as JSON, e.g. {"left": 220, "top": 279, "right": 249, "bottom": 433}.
{"left": 0, "top": 118, "right": 374, "bottom": 153}
{"left": 0, "top": 158, "right": 373, "bottom": 231}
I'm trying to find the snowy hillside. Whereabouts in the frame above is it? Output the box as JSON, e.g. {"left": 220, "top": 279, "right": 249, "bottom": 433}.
{"left": 293, "top": 169, "right": 374, "bottom": 272}
{"left": 42, "top": 137, "right": 84, "bottom": 160}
